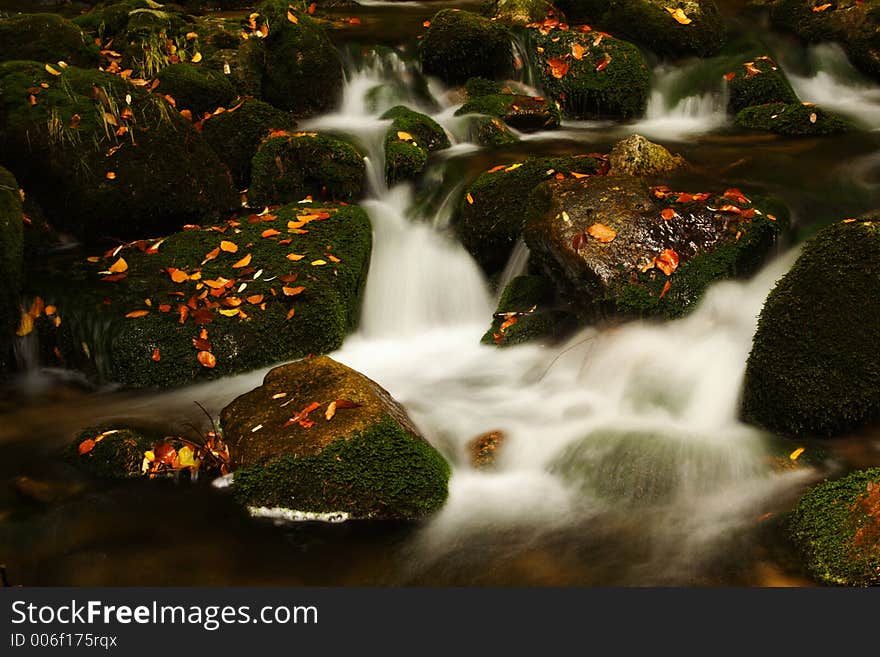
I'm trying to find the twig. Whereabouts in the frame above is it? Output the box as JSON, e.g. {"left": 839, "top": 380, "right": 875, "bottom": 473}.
{"left": 193, "top": 400, "right": 218, "bottom": 437}
{"left": 537, "top": 333, "right": 596, "bottom": 383}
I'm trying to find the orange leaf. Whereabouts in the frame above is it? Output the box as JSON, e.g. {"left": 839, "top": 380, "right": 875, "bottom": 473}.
{"left": 220, "top": 240, "right": 238, "bottom": 253}
{"left": 232, "top": 253, "right": 252, "bottom": 268}
{"left": 587, "top": 223, "right": 616, "bottom": 243}
{"left": 153, "top": 442, "right": 177, "bottom": 466}
{"left": 655, "top": 249, "right": 680, "bottom": 276}
{"left": 167, "top": 268, "right": 189, "bottom": 283}
{"left": 287, "top": 253, "right": 305, "bottom": 261}
{"left": 596, "top": 53, "right": 612, "bottom": 72}
{"left": 466, "top": 193, "right": 474, "bottom": 205}
{"left": 287, "top": 10, "right": 298, "bottom": 23}
{"left": 723, "top": 71, "right": 736, "bottom": 81}
{"left": 125, "top": 310, "right": 149, "bottom": 318}
{"left": 282, "top": 285, "right": 305, "bottom": 296}
{"left": 78, "top": 439, "right": 96, "bottom": 455}
{"left": 661, "top": 208, "right": 677, "bottom": 220}
{"left": 108, "top": 257, "right": 128, "bottom": 273}
{"left": 571, "top": 42, "right": 586, "bottom": 60}
{"left": 262, "top": 228, "right": 280, "bottom": 238}
{"left": 547, "top": 57, "right": 570, "bottom": 79}
{"left": 152, "top": 347, "right": 161, "bottom": 362}
{"left": 660, "top": 279, "right": 672, "bottom": 299}
{"left": 812, "top": 3, "right": 832, "bottom": 11}
{"left": 665, "top": 7, "right": 692, "bottom": 24}
{"left": 308, "top": 2, "right": 316, "bottom": 14}
{"left": 286, "top": 307, "right": 296, "bottom": 320}
{"left": 197, "top": 351, "right": 216, "bottom": 368}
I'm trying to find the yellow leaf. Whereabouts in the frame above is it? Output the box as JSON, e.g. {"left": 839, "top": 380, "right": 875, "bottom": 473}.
{"left": 219, "top": 308, "right": 240, "bottom": 317}
{"left": 397, "top": 131, "right": 414, "bottom": 141}
{"left": 311, "top": 259, "right": 327, "bottom": 266}
{"left": 466, "top": 193, "right": 474, "bottom": 205}
{"left": 108, "top": 257, "right": 128, "bottom": 273}
{"left": 45, "top": 63, "right": 62, "bottom": 76}
{"left": 178, "top": 445, "right": 200, "bottom": 468}
{"left": 287, "top": 10, "right": 299, "bottom": 23}
{"left": 232, "top": 253, "right": 252, "bottom": 268}
{"left": 16, "top": 312, "right": 34, "bottom": 337}
{"left": 789, "top": 447, "right": 806, "bottom": 461}
{"left": 191, "top": 51, "right": 202, "bottom": 63}
{"left": 665, "top": 7, "right": 692, "bottom": 24}
{"left": 325, "top": 400, "right": 337, "bottom": 421}
{"left": 505, "top": 163, "right": 523, "bottom": 172}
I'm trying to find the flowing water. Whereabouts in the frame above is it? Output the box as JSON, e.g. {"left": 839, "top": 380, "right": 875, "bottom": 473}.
{"left": 2, "top": 2, "right": 880, "bottom": 586}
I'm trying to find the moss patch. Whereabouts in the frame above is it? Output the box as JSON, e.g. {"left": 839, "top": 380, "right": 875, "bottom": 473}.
{"left": 481, "top": 275, "right": 574, "bottom": 346}
{"left": 0, "top": 13, "right": 100, "bottom": 68}
{"left": 735, "top": 102, "right": 852, "bottom": 136}
{"left": 155, "top": 63, "right": 236, "bottom": 118}
{"left": 725, "top": 55, "right": 798, "bottom": 114}
{"left": 381, "top": 105, "right": 449, "bottom": 185}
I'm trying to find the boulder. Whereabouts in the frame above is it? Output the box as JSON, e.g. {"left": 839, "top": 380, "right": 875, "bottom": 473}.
{"left": 419, "top": 9, "right": 513, "bottom": 85}
{"left": 482, "top": 275, "right": 574, "bottom": 346}
{"left": 735, "top": 102, "right": 852, "bottom": 135}
{"left": 0, "top": 13, "right": 100, "bottom": 67}
{"left": 523, "top": 175, "right": 785, "bottom": 319}
{"left": 724, "top": 55, "right": 799, "bottom": 114}
{"left": 248, "top": 132, "right": 365, "bottom": 207}
{"left": 221, "top": 356, "right": 451, "bottom": 519}
{"left": 788, "top": 468, "right": 880, "bottom": 586}
{"left": 464, "top": 115, "right": 520, "bottom": 146}
{"left": 65, "top": 426, "right": 185, "bottom": 480}
{"left": 28, "top": 202, "right": 372, "bottom": 388}
{"left": 608, "top": 135, "right": 686, "bottom": 177}
{"left": 456, "top": 154, "right": 608, "bottom": 275}
{"left": 381, "top": 106, "right": 450, "bottom": 185}
{"left": 487, "top": 0, "right": 555, "bottom": 25}
{"left": 0, "top": 61, "right": 237, "bottom": 243}
{"left": 0, "top": 166, "right": 24, "bottom": 374}
{"left": 743, "top": 216, "right": 880, "bottom": 438}
{"left": 456, "top": 92, "right": 561, "bottom": 133}
{"left": 528, "top": 23, "right": 650, "bottom": 119}
{"left": 155, "top": 63, "right": 236, "bottom": 118}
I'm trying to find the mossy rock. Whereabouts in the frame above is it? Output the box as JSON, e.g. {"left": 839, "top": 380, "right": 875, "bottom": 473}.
{"left": 743, "top": 217, "right": 880, "bottom": 438}
{"left": 0, "top": 61, "right": 237, "bottom": 243}
{"left": 735, "top": 102, "right": 852, "bottom": 136}
{"left": 481, "top": 275, "right": 574, "bottom": 346}
{"left": 221, "top": 356, "right": 451, "bottom": 520}
{"left": 456, "top": 93, "right": 561, "bottom": 133}
{"left": 464, "top": 115, "right": 520, "bottom": 146}
{"left": 381, "top": 105, "right": 450, "bottom": 185}
{"left": 65, "top": 426, "right": 187, "bottom": 479}
{"left": 788, "top": 468, "right": 880, "bottom": 586}
{"left": 528, "top": 25, "right": 650, "bottom": 120}
{"left": 608, "top": 134, "right": 686, "bottom": 177}
{"left": 0, "top": 166, "right": 24, "bottom": 375}
{"left": 419, "top": 9, "right": 513, "bottom": 85}
{"left": 27, "top": 202, "right": 372, "bottom": 388}
{"left": 485, "top": 0, "right": 555, "bottom": 25}
{"left": 523, "top": 175, "right": 786, "bottom": 320}
{"left": 248, "top": 1, "right": 343, "bottom": 116}
{"left": 0, "top": 13, "right": 101, "bottom": 67}
{"left": 155, "top": 63, "right": 236, "bottom": 118}
{"left": 204, "top": 40, "right": 264, "bottom": 101}
{"left": 601, "top": 0, "right": 727, "bottom": 57}
{"left": 725, "top": 55, "right": 798, "bottom": 114}
{"left": 456, "top": 154, "right": 607, "bottom": 275}
{"left": 202, "top": 98, "right": 296, "bottom": 189}
{"left": 249, "top": 132, "right": 365, "bottom": 207}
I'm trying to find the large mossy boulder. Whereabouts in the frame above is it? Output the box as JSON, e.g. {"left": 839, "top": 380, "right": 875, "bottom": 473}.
{"left": 523, "top": 175, "right": 785, "bottom": 319}
{"left": 0, "top": 61, "right": 237, "bottom": 243}
{"left": 482, "top": 275, "right": 574, "bottom": 346}
{"left": 419, "top": 9, "right": 513, "bottom": 85}
{"left": 28, "top": 202, "right": 371, "bottom": 388}
{"left": 381, "top": 105, "right": 450, "bottom": 185}
{"left": 221, "top": 356, "right": 451, "bottom": 519}
{"left": 457, "top": 154, "right": 608, "bottom": 275}
{"left": 743, "top": 217, "right": 880, "bottom": 438}
{"left": 456, "top": 91, "right": 561, "bottom": 133}
{"left": 788, "top": 468, "right": 880, "bottom": 586}
{"left": 735, "top": 102, "right": 851, "bottom": 136}
{"left": 0, "top": 166, "right": 24, "bottom": 373}
{"left": 201, "top": 99, "right": 297, "bottom": 189}
{"left": 0, "top": 13, "right": 101, "bottom": 67}
{"left": 248, "top": 132, "right": 365, "bottom": 207}
{"left": 608, "top": 134, "right": 686, "bottom": 177}
{"left": 724, "top": 55, "right": 799, "bottom": 114}
{"left": 528, "top": 24, "right": 650, "bottom": 120}
{"left": 155, "top": 63, "right": 236, "bottom": 118}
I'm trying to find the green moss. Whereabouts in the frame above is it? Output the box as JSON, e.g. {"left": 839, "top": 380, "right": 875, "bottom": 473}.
{"left": 485, "top": 0, "right": 555, "bottom": 25}
{"left": 27, "top": 203, "right": 372, "bottom": 388}
{"left": 0, "top": 13, "right": 100, "bottom": 68}
{"left": 465, "top": 77, "right": 504, "bottom": 98}
{"left": 735, "top": 102, "right": 852, "bottom": 136}
{"left": 0, "top": 166, "right": 23, "bottom": 375}
{"left": 481, "top": 275, "right": 574, "bottom": 346}
{"left": 65, "top": 426, "right": 174, "bottom": 479}
{"left": 155, "top": 63, "right": 236, "bottom": 118}
{"left": 380, "top": 106, "right": 449, "bottom": 185}
{"left": 726, "top": 55, "right": 799, "bottom": 114}
{"left": 249, "top": 133, "right": 365, "bottom": 207}
{"left": 232, "top": 417, "right": 451, "bottom": 519}
{"left": 788, "top": 468, "right": 880, "bottom": 586}
{"left": 743, "top": 218, "right": 880, "bottom": 437}
{"left": 467, "top": 115, "right": 520, "bottom": 146}
{"left": 419, "top": 9, "right": 513, "bottom": 85}
{"left": 202, "top": 99, "right": 296, "bottom": 189}
{"left": 385, "top": 141, "right": 427, "bottom": 186}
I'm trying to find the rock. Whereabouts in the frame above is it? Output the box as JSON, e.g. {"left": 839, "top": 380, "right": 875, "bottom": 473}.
{"left": 221, "top": 356, "right": 451, "bottom": 519}
{"left": 28, "top": 202, "right": 371, "bottom": 388}
{"left": 523, "top": 175, "right": 785, "bottom": 319}
{"left": 608, "top": 135, "right": 686, "bottom": 177}
{"left": 788, "top": 468, "right": 880, "bottom": 586}
{"left": 482, "top": 275, "right": 575, "bottom": 346}
{"left": 0, "top": 61, "right": 237, "bottom": 243}
{"left": 0, "top": 167, "right": 24, "bottom": 375}
{"left": 248, "top": 132, "right": 365, "bottom": 208}
{"left": 12, "top": 475, "right": 86, "bottom": 505}
{"left": 155, "top": 63, "right": 236, "bottom": 118}
{"left": 0, "top": 13, "right": 100, "bottom": 67}
{"left": 488, "top": 0, "right": 556, "bottom": 25}
{"left": 201, "top": 99, "right": 297, "bottom": 189}
{"left": 743, "top": 216, "right": 880, "bottom": 438}
{"left": 65, "top": 426, "right": 181, "bottom": 479}
{"left": 467, "top": 430, "right": 505, "bottom": 468}
{"left": 456, "top": 155, "right": 608, "bottom": 275}
{"left": 456, "top": 92, "right": 561, "bottom": 133}
{"left": 381, "top": 106, "right": 450, "bottom": 185}
{"left": 735, "top": 102, "right": 852, "bottom": 136}
{"left": 724, "top": 55, "right": 799, "bottom": 114}
{"left": 528, "top": 23, "right": 650, "bottom": 120}
{"left": 464, "top": 115, "right": 520, "bottom": 147}
{"left": 419, "top": 9, "right": 513, "bottom": 85}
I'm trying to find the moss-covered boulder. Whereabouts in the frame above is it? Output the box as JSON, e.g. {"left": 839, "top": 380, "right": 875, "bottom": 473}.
{"left": 248, "top": 132, "right": 365, "bottom": 207}
{"left": 419, "top": 9, "right": 513, "bottom": 85}
{"left": 482, "top": 275, "right": 575, "bottom": 346}
{"left": 456, "top": 92, "right": 561, "bottom": 133}
{"left": 155, "top": 63, "right": 236, "bottom": 118}
{"left": 523, "top": 175, "right": 785, "bottom": 319}
{"left": 27, "top": 202, "right": 371, "bottom": 388}
{"left": 724, "top": 55, "right": 799, "bottom": 114}
{"left": 381, "top": 105, "right": 450, "bottom": 185}
{"left": 735, "top": 102, "right": 852, "bottom": 136}
{"left": 65, "top": 426, "right": 190, "bottom": 480}
{"left": 601, "top": 0, "right": 727, "bottom": 57}
{"left": 0, "top": 166, "right": 24, "bottom": 374}
{"left": 788, "top": 468, "right": 880, "bottom": 586}
{"left": 0, "top": 61, "right": 237, "bottom": 243}
{"left": 608, "top": 134, "right": 686, "bottom": 177}
{"left": 464, "top": 115, "right": 520, "bottom": 146}
{"left": 486, "top": 0, "right": 555, "bottom": 25}
{"left": 201, "top": 99, "right": 296, "bottom": 189}
{"left": 0, "top": 13, "right": 101, "bottom": 68}
{"left": 456, "top": 154, "right": 608, "bottom": 274}
{"left": 743, "top": 217, "right": 880, "bottom": 438}
{"left": 528, "top": 24, "right": 650, "bottom": 119}
{"left": 221, "top": 356, "right": 451, "bottom": 519}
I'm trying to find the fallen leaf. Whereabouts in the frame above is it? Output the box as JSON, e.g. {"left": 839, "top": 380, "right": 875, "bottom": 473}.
{"left": 812, "top": 3, "right": 832, "bottom": 12}
{"left": 45, "top": 63, "right": 62, "bottom": 76}
{"left": 571, "top": 42, "right": 586, "bottom": 60}
{"left": 178, "top": 445, "right": 199, "bottom": 468}
{"left": 108, "top": 257, "right": 128, "bottom": 273}
{"left": 466, "top": 193, "right": 474, "bottom": 205}
{"left": 325, "top": 400, "right": 337, "bottom": 421}
{"left": 397, "top": 130, "right": 414, "bottom": 141}
{"left": 282, "top": 285, "right": 305, "bottom": 296}
{"left": 197, "top": 350, "right": 216, "bottom": 368}
{"left": 105, "top": 171, "right": 116, "bottom": 180}
{"left": 723, "top": 71, "right": 736, "bottom": 81}
{"left": 287, "top": 253, "right": 305, "bottom": 261}
{"left": 220, "top": 240, "right": 238, "bottom": 253}
{"left": 661, "top": 208, "right": 677, "bottom": 220}
{"left": 262, "top": 228, "right": 280, "bottom": 238}
{"left": 659, "top": 279, "right": 672, "bottom": 299}
{"left": 287, "top": 10, "right": 298, "bottom": 23}
{"left": 125, "top": 310, "right": 149, "bottom": 318}
{"left": 311, "top": 259, "right": 327, "bottom": 266}
{"left": 654, "top": 249, "right": 680, "bottom": 276}
{"left": 547, "top": 57, "right": 570, "bottom": 79}
{"left": 152, "top": 347, "right": 161, "bottom": 361}
{"left": 789, "top": 447, "right": 806, "bottom": 461}
{"left": 595, "top": 53, "right": 612, "bottom": 72}
{"left": 78, "top": 439, "right": 96, "bottom": 455}
{"left": 587, "top": 223, "right": 616, "bottom": 243}
{"left": 153, "top": 442, "right": 177, "bottom": 466}
{"left": 665, "top": 7, "right": 693, "bottom": 24}
{"left": 232, "top": 253, "right": 252, "bottom": 268}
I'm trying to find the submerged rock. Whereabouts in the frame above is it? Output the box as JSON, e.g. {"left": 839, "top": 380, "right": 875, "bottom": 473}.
{"left": 0, "top": 13, "right": 100, "bottom": 67}
{"left": 482, "top": 275, "right": 574, "bottom": 346}
{"left": 734, "top": 102, "right": 852, "bottom": 135}
{"left": 64, "top": 427, "right": 180, "bottom": 480}
{"left": 381, "top": 106, "right": 450, "bottom": 185}
{"left": 222, "top": 356, "right": 451, "bottom": 519}
{"left": 456, "top": 92, "right": 561, "bottom": 133}
{"left": 788, "top": 468, "right": 880, "bottom": 586}
{"left": 468, "top": 430, "right": 506, "bottom": 468}
{"left": 608, "top": 135, "right": 686, "bottom": 177}
{"left": 0, "top": 166, "right": 23, "bottom": 374}
{"left": 743, "top": 216, "right": 880, "bottom": 438}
